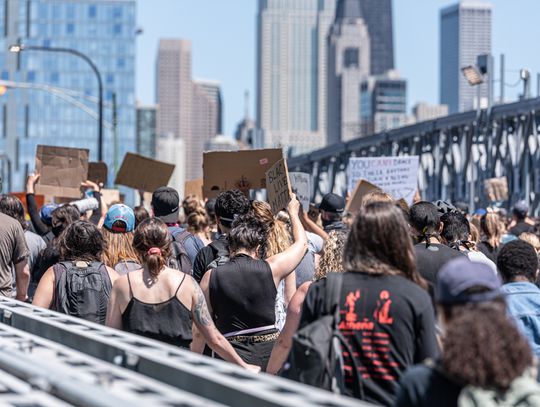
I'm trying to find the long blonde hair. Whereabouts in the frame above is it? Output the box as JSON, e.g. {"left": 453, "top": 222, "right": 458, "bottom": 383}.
{"left": 251, "top": 200, "right": 291, "bottom": 258}
{"left": 102, "top": 228, "right": 139, "bottom": 267}
{"left": 481, "top": 213, "right": 502, "bottom": 249}
{"left": 314, "top": 230, "right": 347, "bottom": 280}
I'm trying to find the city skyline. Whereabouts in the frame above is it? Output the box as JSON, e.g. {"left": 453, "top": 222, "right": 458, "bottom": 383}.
{"left": 137, "top": 0, "right": 540, "bottom": 136}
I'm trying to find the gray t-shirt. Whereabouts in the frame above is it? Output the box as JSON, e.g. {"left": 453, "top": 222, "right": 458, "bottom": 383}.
{"left": 24, "top": 230, "right": 46, "bottom": 272}
{"left": 0, "top": 213, "right": 29, "bottom": 296}
{"left": 295, "top": 232, "right": 324, "bottom": 287}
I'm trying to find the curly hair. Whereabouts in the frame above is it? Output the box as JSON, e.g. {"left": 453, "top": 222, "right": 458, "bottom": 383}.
{"left": 251, "top": 200, "right": 291, "bottom": 258}
{"left": 345, "top": 202, "right": 426, "bottom": 289}
{"left": 229, "top": 213, "right": 269, "bottom": 254}
{"left": 409, "top": 201, "right": 441, "bottom": 243}
{"left": 132, "top": 218, "right": 172, "bottom": 278}
{"left": 51, "top": 205, "right": 80, "bottom": 238}
{"left": 214, "top": 190, "right": 251, "bottom": 229}
{"left": 497, "top": 239, "right": 538, "bottom": 283}
{"left": 314, "top": 230, "right": 347, "bottom": 280}
{"left": 442, "top": 300, "right": 532, "bottom": 391}
{"left": 182, "top": 195, "right": 202, "bottom": 218}
{"left": 58, "top": 221, "right": 104, "bottom": 262}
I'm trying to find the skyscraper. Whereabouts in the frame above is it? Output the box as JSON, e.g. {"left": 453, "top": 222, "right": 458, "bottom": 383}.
{"left": 191, "top": 79, "right": 222, "bottom": 179}
{"left": 327, "top": 0, "right": 371, "bottom": 144}
{"left": 256, "top": 0, "right": 336, "bottom": 154}
{"left": 0, "top": 0, "right": 136, "bottom": 192}
{"left": 358, "top": 0, "right": 394, "bottom": 75}
{"left": 156, "top": 39, "right": 192, "bottom": 142}
{"left": 136, "top": 104, "right": 157, "bottom": 159}
{"left": 440, "top": 1, "right": 492, "bottom": 113}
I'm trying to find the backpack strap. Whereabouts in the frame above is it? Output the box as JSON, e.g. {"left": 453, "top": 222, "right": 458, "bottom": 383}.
{"left": 171, "top": 227, "right": 191, "bottom": 244}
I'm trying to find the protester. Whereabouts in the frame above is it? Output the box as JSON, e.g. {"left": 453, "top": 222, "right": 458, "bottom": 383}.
{"left": 133, "top": 205, "right": 150, "bottom": 229}
{"left": 198, "top": 196, "right": 307, "bottom": 371}
{"left": 476, "top": 212, "right": 504, "bottom": 263}
{"left": 25, "top": 173, "right": 55, "bottom": 243}
{"left": 318, "top": 193, "right": 347, "bottom": 232}
{"left": 187, "top": 208, "right": 212, "bottom": 246}
{"left": 151, "top": 187, "right": 204, "bottom": 272}
{"left": 396, "top": 257, "right": 540, "bottom": 407}
{"left": 105, "top": 218, "right": 260, "bottom": 373}
{"left": 102, "top": 204, "right": 140, "bottom": 275}
{"left": 440, "top": 211, "right": 497, "bottom": 273}
{"left": 409, "top": 202, "right": 465, "bottom": 288}
{"left": 0, "top": 195, "right": 45, "bottom": 273}
{"left": 519, "top": 232, "right": 540, "bottom": 254}
{"left": 266, "top": 229, "right": 347, "bottom": 375}
{"left": 509, "top": 200, "right": 535, "bottom": 236}
{"left": 193, "top": 189, "right": 251, "bottom": 283}
{"left": 204, "top": 198, "right": 219, "bottom": 241}
{"left": 497, "top": 240, "right": 540, "bottom": 363}
{"left": 33, "top": 220, "right": 119, "bottom": 323}
{"left": 182, "top": 195, "right": 202, "bottom": 221}
{"left": 30, "top": 205, "right": 80, "bottom": 296}
{"left": 299, "top": 202, "right": 437, "bottom": 405}
{"left": 0, "top": 210, "right": 29, "bottom": 301}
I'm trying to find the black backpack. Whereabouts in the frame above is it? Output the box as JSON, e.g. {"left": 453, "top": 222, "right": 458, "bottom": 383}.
{"left": 168, "top": 227, "right": 194, "bottom": 275}
{"left": 283, "top": 273, "right": 362, "bottom": 397}
{"left": 206, "top": 239, "right": 230, "bottom": 271}
{"left": 53, "top": 261, "right": 112, "bottom": 324}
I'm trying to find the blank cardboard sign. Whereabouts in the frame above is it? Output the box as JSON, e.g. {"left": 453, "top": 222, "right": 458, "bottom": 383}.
{"left": 115, "top": 153, "right": 175, "bottom": 192}
{"left": 88, "top": 162, "right": 108, "bottom": 186}
{"left": 185, "top": 179, "right": 204, "bottom": 200}
{"left": 346, "top": 179, "right": 381, "bottom": 214}
{"left": 203, "top": 148, "right": 283, "bottom": 198}
{"left": 35, "top": 145, "right": 89, "bottom": 199}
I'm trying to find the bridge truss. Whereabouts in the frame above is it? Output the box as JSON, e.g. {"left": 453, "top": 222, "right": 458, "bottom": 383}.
{"left": 288, "top": 97, "right": 540, "bottom": 214}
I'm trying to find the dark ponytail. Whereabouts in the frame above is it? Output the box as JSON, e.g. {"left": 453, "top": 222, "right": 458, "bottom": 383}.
{"left": 132, "top": 218, "right": 171, "bottom": 277}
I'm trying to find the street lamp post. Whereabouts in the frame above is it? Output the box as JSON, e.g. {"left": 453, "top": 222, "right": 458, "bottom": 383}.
{"left": 9, "top": 43, "right": 104, "bottom": 161}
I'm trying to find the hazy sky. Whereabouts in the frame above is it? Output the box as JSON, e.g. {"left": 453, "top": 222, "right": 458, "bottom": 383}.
{"left": 136, "top": 0, "right": 540, "bottom": 136}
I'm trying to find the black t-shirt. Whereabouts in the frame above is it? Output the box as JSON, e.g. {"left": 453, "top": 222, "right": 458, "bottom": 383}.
{"left": 301, "top": 272, "right": 438, "bottom": 406}
{"left": 414, "top": 243, "right": 465, "bottom": 288}
{"left": 395, "top": 363, "right": 463, "bottom": 407}
{"left": 509, "top": 222, "right": 534, "bottom": 237}
{"left": 193, "top": 234, "right": 228, "bottom": 283}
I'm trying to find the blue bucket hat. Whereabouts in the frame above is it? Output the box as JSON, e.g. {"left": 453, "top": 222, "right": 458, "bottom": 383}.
{"left": 104, "top": 204, "right": 135, "bottom": 233}
{"left": 40, "top": 203, "right": 59, "bottom": 226}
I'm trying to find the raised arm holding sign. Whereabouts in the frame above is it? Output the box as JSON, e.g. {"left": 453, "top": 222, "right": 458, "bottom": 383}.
{"left": 266, "top": 159, "right": 292, "bottom": 215}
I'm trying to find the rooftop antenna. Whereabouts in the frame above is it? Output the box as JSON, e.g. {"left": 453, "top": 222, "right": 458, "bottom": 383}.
{"left": 244, "top": 90, "right": 250, "bottom": 120}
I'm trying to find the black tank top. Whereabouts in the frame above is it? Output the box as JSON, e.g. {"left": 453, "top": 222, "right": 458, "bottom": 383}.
{"left": 209, "top": 254, "right": 277, "bottom": 335}
{"left": 121, "top": 273, "right": 193, "bottom": 348}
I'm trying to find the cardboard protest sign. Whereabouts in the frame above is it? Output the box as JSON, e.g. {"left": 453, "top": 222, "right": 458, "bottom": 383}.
{"left": 115, "top": 153, "right": 175, "bottom": 193}
{"left": 203, "top": 148, "right": 283, "bottom": 198}
{"left": 101, "top": 189, "right": 121, "bottom": 208}
{"left": 265, "top": 159, "right": 292, "bottom": 215}
{"left": 35, "top": 145, "right": 89, "bottom": 198}
{"left": 185, "top": 179, "right": 204, "bottom": 200}
{"left": 289, "top": 172, "right": 311, "bottom": 212}
{"left": 347, "top": 156, "right": 419, "bottom": 204}
{"left": 484, "top": 177, "right": 508, "bottom": 202}
{"left": 88, "top": 162, "right": 108, "bottom": 186}
{"left": 345, "top": 179, "right": 381, "bottom": 214}
{"left": 10, "top": 192, "right": 45, "bottom": 217}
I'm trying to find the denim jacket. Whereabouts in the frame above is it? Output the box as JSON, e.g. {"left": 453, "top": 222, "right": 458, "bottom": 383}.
{"left": 501, "top": 282, "right": 540, "bottom": 359}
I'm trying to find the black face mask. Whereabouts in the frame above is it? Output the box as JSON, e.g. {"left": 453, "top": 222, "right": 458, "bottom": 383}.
{"left": 52, "top": 225, "right": 64, "bottom": 237}
{"left": 322, "top": 218, "right": 332, "bottom": 228}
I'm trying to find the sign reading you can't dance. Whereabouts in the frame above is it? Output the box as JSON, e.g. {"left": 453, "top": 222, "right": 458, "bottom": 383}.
{"left": 347, "top": 156, "right": 419, "bottom": 204}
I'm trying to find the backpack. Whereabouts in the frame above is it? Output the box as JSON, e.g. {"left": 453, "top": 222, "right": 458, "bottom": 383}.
{"left": 458, "top": 373, "right": 540, "bottom": 407}
{"left": 168, "top": 227, "right": 194, "bottom": 275}
{"left": 282, "top": 273, "right": 362, "bottom": 397}
{"left": 206, "top": 239, "right": 230, "bottom": 271}
{"left": 53, "top": 261, "right": 112, "bottom": 324}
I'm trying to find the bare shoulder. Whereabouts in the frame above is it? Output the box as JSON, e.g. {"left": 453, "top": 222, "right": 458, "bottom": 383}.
{"left": 105, "top": 266, "right": 120, "bottom": 284}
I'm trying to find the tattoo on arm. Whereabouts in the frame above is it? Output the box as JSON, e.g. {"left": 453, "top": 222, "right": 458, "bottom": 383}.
{"left": 193, "top": 284, "right": 213, "bottom": 326}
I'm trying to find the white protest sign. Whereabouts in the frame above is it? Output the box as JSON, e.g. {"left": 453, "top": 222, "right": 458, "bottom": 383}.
{"left": 289, "top": 172, "right": 311, "bottom": 211}
{"left": 347, "top": 156, "right": 419, "bottom": 204}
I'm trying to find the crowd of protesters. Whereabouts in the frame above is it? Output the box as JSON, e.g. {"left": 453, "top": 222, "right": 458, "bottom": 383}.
{"left": 2, "top": 172, "right": 540, "bottom": 406}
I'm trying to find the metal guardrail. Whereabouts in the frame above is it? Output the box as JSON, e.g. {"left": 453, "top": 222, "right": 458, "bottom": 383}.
{"left": 288, "top": 97, "right": 540, "bottom": 213}
{"left": 0, "top": 323, "right": 224, "bottom": 406}
{"left": 0, "top": 369, "right": 72, "bottom": 406}
{"left": 0, "top": 298, "right": 370, "bottom": 407}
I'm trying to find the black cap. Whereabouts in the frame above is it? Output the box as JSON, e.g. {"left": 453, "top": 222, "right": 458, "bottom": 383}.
{"left": 319, "top": 193, "right": 345, "bottom": 214}
{"left": 151, "top": 187, "right": 180, "bottom": 224}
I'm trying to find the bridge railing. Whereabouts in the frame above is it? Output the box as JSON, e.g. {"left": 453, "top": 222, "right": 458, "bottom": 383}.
{"left": 288, "top": 97, "right": 540, "bottom": 214}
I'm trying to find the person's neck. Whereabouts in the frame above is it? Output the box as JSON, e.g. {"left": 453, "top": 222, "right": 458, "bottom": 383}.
{"left": 232, "top": 248, "right": 258, "bottom": 259}
{"left": 509, "top": 276, "right": 535, "bottom": 284}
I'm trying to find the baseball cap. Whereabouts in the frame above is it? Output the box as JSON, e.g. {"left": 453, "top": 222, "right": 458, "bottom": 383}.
{"left": 513, "top": 200, "right": 529, "bottom": 217}
{"left": 40, "top": 203, "right": 59, "bottom": 226}
{"left": 151, "top": 187, "right": 180, "bottom": 224}
{"left": 104, "top": 204, "right": 135, "bottom": 233}
{"left": 435, "top": 257, "right": 502, "bottom": 305}
{"left": 318, "top": 193, "right": 345, "bottom": 214}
